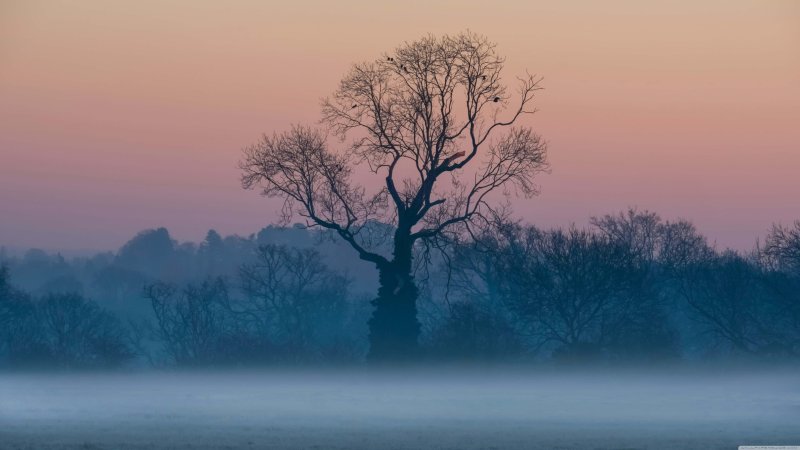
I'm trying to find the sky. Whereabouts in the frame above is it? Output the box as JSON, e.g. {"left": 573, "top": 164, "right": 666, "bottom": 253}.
{"left": 1, "top": 0, "right": 798, "bottom": 252}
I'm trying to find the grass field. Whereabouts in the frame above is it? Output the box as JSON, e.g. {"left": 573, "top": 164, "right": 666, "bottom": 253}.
{"left": 1, "top": 368, "right": 798, "bottom": 449}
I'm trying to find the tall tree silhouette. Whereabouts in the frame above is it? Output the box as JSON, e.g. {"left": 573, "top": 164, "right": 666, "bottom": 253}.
{"left": 240, "top": 32, "right": 548, "bottom": 360}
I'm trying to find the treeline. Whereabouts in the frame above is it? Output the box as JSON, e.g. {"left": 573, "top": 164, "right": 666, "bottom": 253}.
{"left": 0, "top": 225, "right": 372, "bottom": 368}
{"left": 0, "top": 273, "right": 134, "bottom": 369}
{"left": 1, "top": 210, "right": 798, "bottom": 368}
{"left": 426, "top": 211, "right": 800, "bottom": 362}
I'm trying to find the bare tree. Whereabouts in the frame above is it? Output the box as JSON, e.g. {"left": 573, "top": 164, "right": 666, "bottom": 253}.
{"left": 681, "top": 251, "right": 800, "bottom": 356}
{"left": 502, "top": 227, "right": 652, "bottom": 358}
{"left": 591, "top": 208, "right": 714, "bottom": 276}
{"left": 240, "top": 32, "right": 548, "bottom": 360}
{"left": 37, "top": 293, "right": 133, "bottom": 368}
{"left": 144, "top": 278, "right": 232, "bottom": 366}
{"left": 237, "top": 244, "right": 351, "bottom": 358}
{"left": 757, "top": 222, "right": 800, "bottom": 355}
{"left": 763, "top": 221, "right": 800, "bottom": 275}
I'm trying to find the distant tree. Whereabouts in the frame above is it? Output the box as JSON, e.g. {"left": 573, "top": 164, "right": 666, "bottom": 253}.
{"left": 756, "top": 268, "right": 800, "bottom": 356}
{"left": 240, "top": 32, "right": 548, "bottom": 360}
{"left": 255, "top": 224, "right": 314, "bottom": 248}
{"left": 757, "top": 222, "right": 800, "bottom": 355}
{"left": 0, "top": 265, "right": 15, "bottom": 315}
{"left": 497, "top": 225, "right": 675, "bottom": 360}
{"left": 144, "top": 278, "right": 233, "bottom": 366}
{"left": 116, "top": 228, "right": 177, "bottom": 279}
{"left": 590, "top": 209, "right": 712, "bottom": 358}
{"left": 198, "top": 229, "right": 226, "bottom": 275}
{"left": 237, "top": 244, "right": 354, "bottom": 360}
{"left": 446, "top": 218, "right": 519, "bottom": 312}
{"left": 201, "top": 229, "right": 225, "bottom": 252}
{"left": 679, "top": 252, "right": 795, "bottom": 356}
{"left": 37, "top": 292, "right": 134, "bottom": 368}
{"left": 591, "top": 209, "right": 663, "bottom": 265}
{"left": 423, "top": 218, "right": 526, "bottom": 359}
{"left": 763, "top": 221, "right": 800, "bottom": 275}
{"left": 591, "top": 208, "right": 714, "bottom": 276}
{"left": 2, "top": 266, "right": 133, "bottom": 369}
{"left": 0, "top": 266, "right": 46, "bottom": 365}
{"left": 8, "top": 249, "right": 79, "bottom": 295}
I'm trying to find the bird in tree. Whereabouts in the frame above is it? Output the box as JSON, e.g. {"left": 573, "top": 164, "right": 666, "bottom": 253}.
{"left": 240, "top": 31, "right": 549, "bottom": 361}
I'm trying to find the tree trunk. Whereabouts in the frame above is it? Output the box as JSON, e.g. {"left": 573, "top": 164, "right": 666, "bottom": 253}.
{"left": 366, "top": 236, "right": 421, "bottom": 362}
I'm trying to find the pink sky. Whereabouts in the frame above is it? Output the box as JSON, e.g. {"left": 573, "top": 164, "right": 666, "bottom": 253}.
{"left": 1, "top": 0, "right": 798, "bottom": 252}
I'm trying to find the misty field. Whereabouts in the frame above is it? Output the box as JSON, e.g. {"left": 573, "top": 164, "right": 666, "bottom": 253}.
{"left": 1, "top": 368, "right": 798, "bottom": 449}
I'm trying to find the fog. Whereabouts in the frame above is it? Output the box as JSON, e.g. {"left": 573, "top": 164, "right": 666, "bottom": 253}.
{"left": 2, "top": 368, "right": 798, "bottom": 449}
